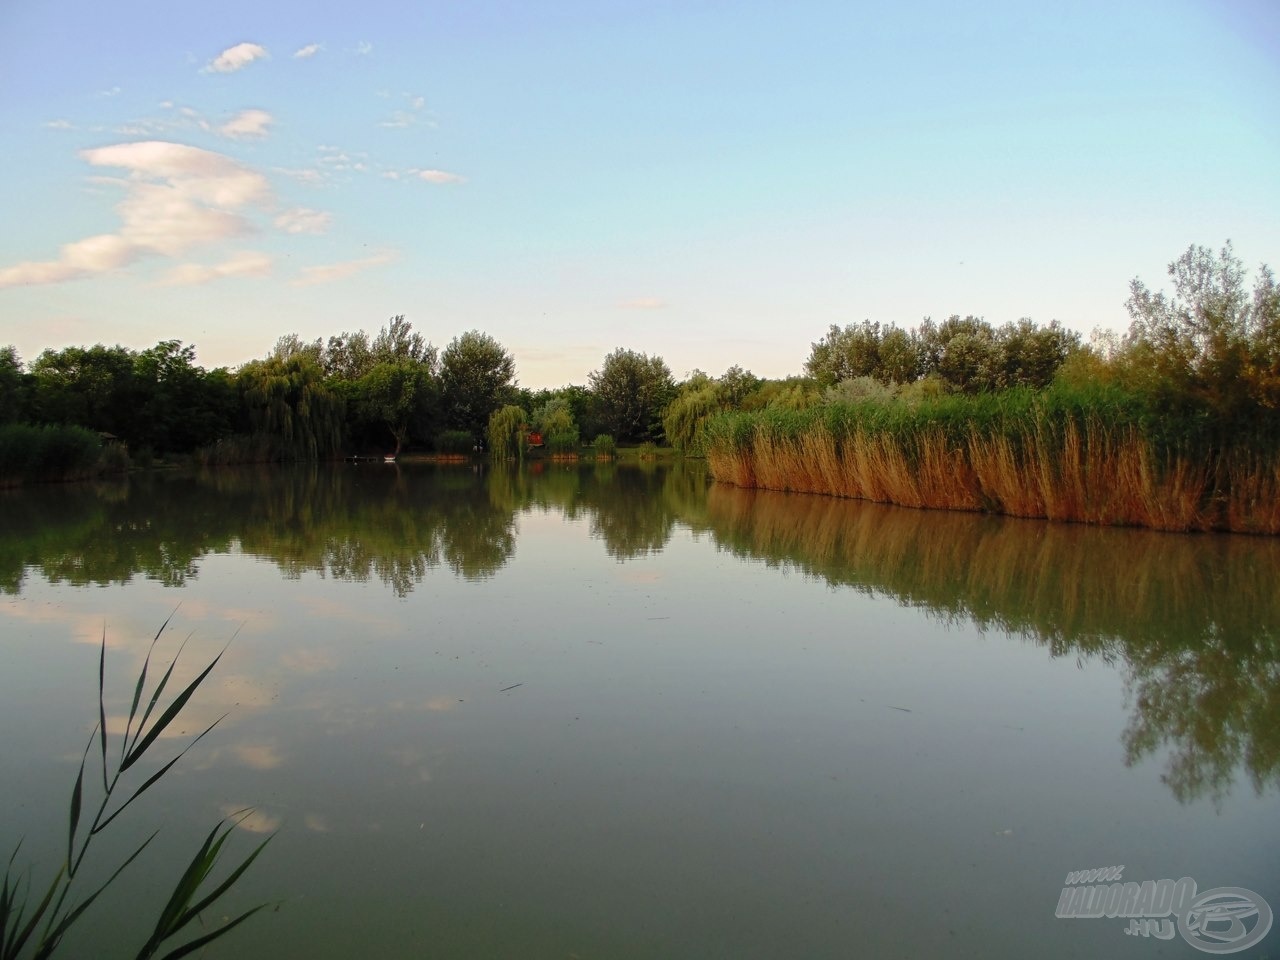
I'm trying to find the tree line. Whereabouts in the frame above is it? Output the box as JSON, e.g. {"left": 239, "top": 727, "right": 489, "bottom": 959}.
{"left": 3, "top": 243, "right": 1274, "bottom": 467}
{"left": 0, "top": 320, "right": 688, "bottom": 461}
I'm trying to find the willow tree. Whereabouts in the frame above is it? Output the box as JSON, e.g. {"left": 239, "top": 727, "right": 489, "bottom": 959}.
{"left": 662, "top": 385, "right": 719, "bottom": 455}
{"left": 487, "top": 404, "right": 528, "bottom": 460}
{"left": 238, "top": 352, "right": 343, "bottom": 460}
{"left": 530, "top": 398, "right": 579, "bottom": 453}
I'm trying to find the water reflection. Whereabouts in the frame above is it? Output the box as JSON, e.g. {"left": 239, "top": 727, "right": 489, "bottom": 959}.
{"left": 3, "top": 463, "right": 1278, "bottom": 805}
{"left": 700, "top": 484, "right": 1280, "bottom": 806}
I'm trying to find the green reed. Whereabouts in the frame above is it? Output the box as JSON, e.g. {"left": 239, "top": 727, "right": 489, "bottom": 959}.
{"left": 1, "top": 615, "right": 273, "bottom": 960}
{"left": 703, "top": 384, "right": 1280, "bottom": 533}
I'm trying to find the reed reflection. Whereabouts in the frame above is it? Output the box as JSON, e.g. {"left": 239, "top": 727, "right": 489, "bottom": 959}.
{"left": 701, "top": 484, "right": 1280, "bottom": 804}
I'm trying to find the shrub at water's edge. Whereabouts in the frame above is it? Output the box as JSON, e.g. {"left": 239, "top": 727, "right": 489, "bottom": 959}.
{"left": 703, "top": 384, "right": 1280, "bottom": 533}
{"left": 592, "top": 434, "right": 617, "bottom": 459}
{"left": 0, "top": 424, "right": 131, "bottom": 486}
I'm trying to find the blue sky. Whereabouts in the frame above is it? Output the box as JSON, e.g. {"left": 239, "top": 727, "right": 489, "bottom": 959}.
{"left": 2, "top": 0, "right": 1277, "bottom": 387}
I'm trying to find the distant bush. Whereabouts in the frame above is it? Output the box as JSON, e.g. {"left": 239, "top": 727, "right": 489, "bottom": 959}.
{"left": 546, "top": 426, "right": 580, "bottom": 455}
{"left": 0, "top": 423, "right": 104, "bottom": 483}
{"left": 96, "top": 439, "right": 133, "bottom": 475}
{"left": 637, "top": 441, "right": 657, "bottom": 459}
{"left": 592, "top": 434, "right": 617, "bottom": 458}
{"left": 436, "top": 429, "right": 476, "bottom": 454}
{"left": 823, "top": 376, "right": 897, "bottom": 405}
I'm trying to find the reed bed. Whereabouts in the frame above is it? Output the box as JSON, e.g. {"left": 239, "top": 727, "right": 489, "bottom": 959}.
{"left": 703, "top": 389, "right": 1280, "bottom": 534}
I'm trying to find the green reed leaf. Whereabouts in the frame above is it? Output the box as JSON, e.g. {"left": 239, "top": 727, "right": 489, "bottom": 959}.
{"left": 94, "top": 717, "right": 226, "bottom": 835}
{"left": 66, "top": 733, "right": 94, "bottom": 876}
{"left": 151, "top": 903, "right": 269, "bottom": 960}
{"left": 127, "top": 634, "right": 191, "bottom": 760}
{"left": 97, "top": 632, "right": 108, "bottom": 794}
{"left": 173, "top": 832, "right": 273, "bottom": 931}
{"left": 121, "top": 647, "right": 225, "bottom": 773}
{"left": 125, "top": 613, "right": 176, "bottom": 763}
{"left": 2, "top": 867, "right": 61, "bottom": 960}
{"left": 146, "top": 821, "right": 226, "bottom": 945}
{"left": 38, "top": 832, "right": 157, "bottom": 956}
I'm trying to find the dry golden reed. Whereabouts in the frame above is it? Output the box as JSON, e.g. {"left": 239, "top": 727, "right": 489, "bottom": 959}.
{"left": 707, "top": 416, "right": 1278, "bottom": 534}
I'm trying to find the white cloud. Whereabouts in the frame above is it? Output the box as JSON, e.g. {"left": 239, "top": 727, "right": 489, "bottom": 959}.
{"left": 219, "top": 108, "right": 273, "bottom": 139}
{"left": 204, "top": 42, "right": 269, "bottom": 74}
{"left": 222, "top": 806, "right": 282, "bottom": 835}
{"left": 97, "top": 86, "right": 121, "bottom": 98}
{"left": 380, "top": 92, "right": 433, "bottom": 129}
{"left": 293, "top": 43, "right": 322, "bottom": 59}
{"left": 43, "top": 119, "right": 74, "bottom": 130}
{"left": 84, "top": 141, "right": 270, "bottom": 209}
{"left": 161, "top": 250, "right": 273, "bottom": 286}
{"left": 0, "top": 235, "right": 136, "bottom": 286}
{"left": 274, "top": 207, "right": 331, "bottom": 235}
{"left": 315, "top": 146, "right": 369, "bottom": 175}
{"left": 619, "top": 297, "right": 667, "bottom": 310}
{"left": 354, "top": 41, "right": 373, "bottom": 56}
{"left": 292, "top": 250, "right": 396, "bottom": 286}
{"left": 0, "top": 141, "right": 272, "bottom": 288}
{"left": 274, "top": 166, "right": 326, "bottom": 186}
{"left": 416, "top": 169, "right": 464, "bottom": 185}
{"left": 111, "top": 105, "right": 212, "bottom": 138}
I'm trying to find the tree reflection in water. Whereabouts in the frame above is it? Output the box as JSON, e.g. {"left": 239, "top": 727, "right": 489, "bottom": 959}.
{"left": 2, "top": 461, "right": 1277, "bottom": 805}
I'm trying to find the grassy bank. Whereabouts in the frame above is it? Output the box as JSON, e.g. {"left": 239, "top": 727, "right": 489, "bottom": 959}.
{"left": 703, "top": 385, "right": 1280, "bottom": 534}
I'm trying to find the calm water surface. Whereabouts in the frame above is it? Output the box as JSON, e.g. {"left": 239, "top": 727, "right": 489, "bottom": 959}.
{"left": 2, "top": 462, "right": 1277, "bottom": 958}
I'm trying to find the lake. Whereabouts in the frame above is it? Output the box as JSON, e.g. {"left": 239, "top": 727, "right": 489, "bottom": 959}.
{"left": 2, "top": 461, "right": 1277, "bottom": 958}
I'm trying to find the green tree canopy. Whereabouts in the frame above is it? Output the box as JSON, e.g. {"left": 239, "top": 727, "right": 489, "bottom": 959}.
{"left": 716, "top": 365, "right": 761, "bottom": 406}
{"left": 1124, "top": 241, "right": 1280, "bottom": 417}
{"left": 0, "top": 346, "right": 26, "bottom": 424}
{"left": 356, "top": 359, "right": 437, "bottom": 456}
{"left": 132, "top": 340, "right": 235, "bottom": 452}
{"left": 805, "top": 321, "right": 893, "bottom": 387}
{"left": 324, "top": 330, "right": 374, "bottom": 381}
{"left": 30, "top": 344, "right": 137, "bottom": 436}
{"left": 373, "top": 315, "right": 436, "bottom": 367}
{"left": 440, "top": 331, "right": 517, "bottom": 441}
{"left": 588, "top": 348, "right": 675, "bottom": 443}
{"left": 809, "top": 316, "right": 1079, "bottom": 395}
